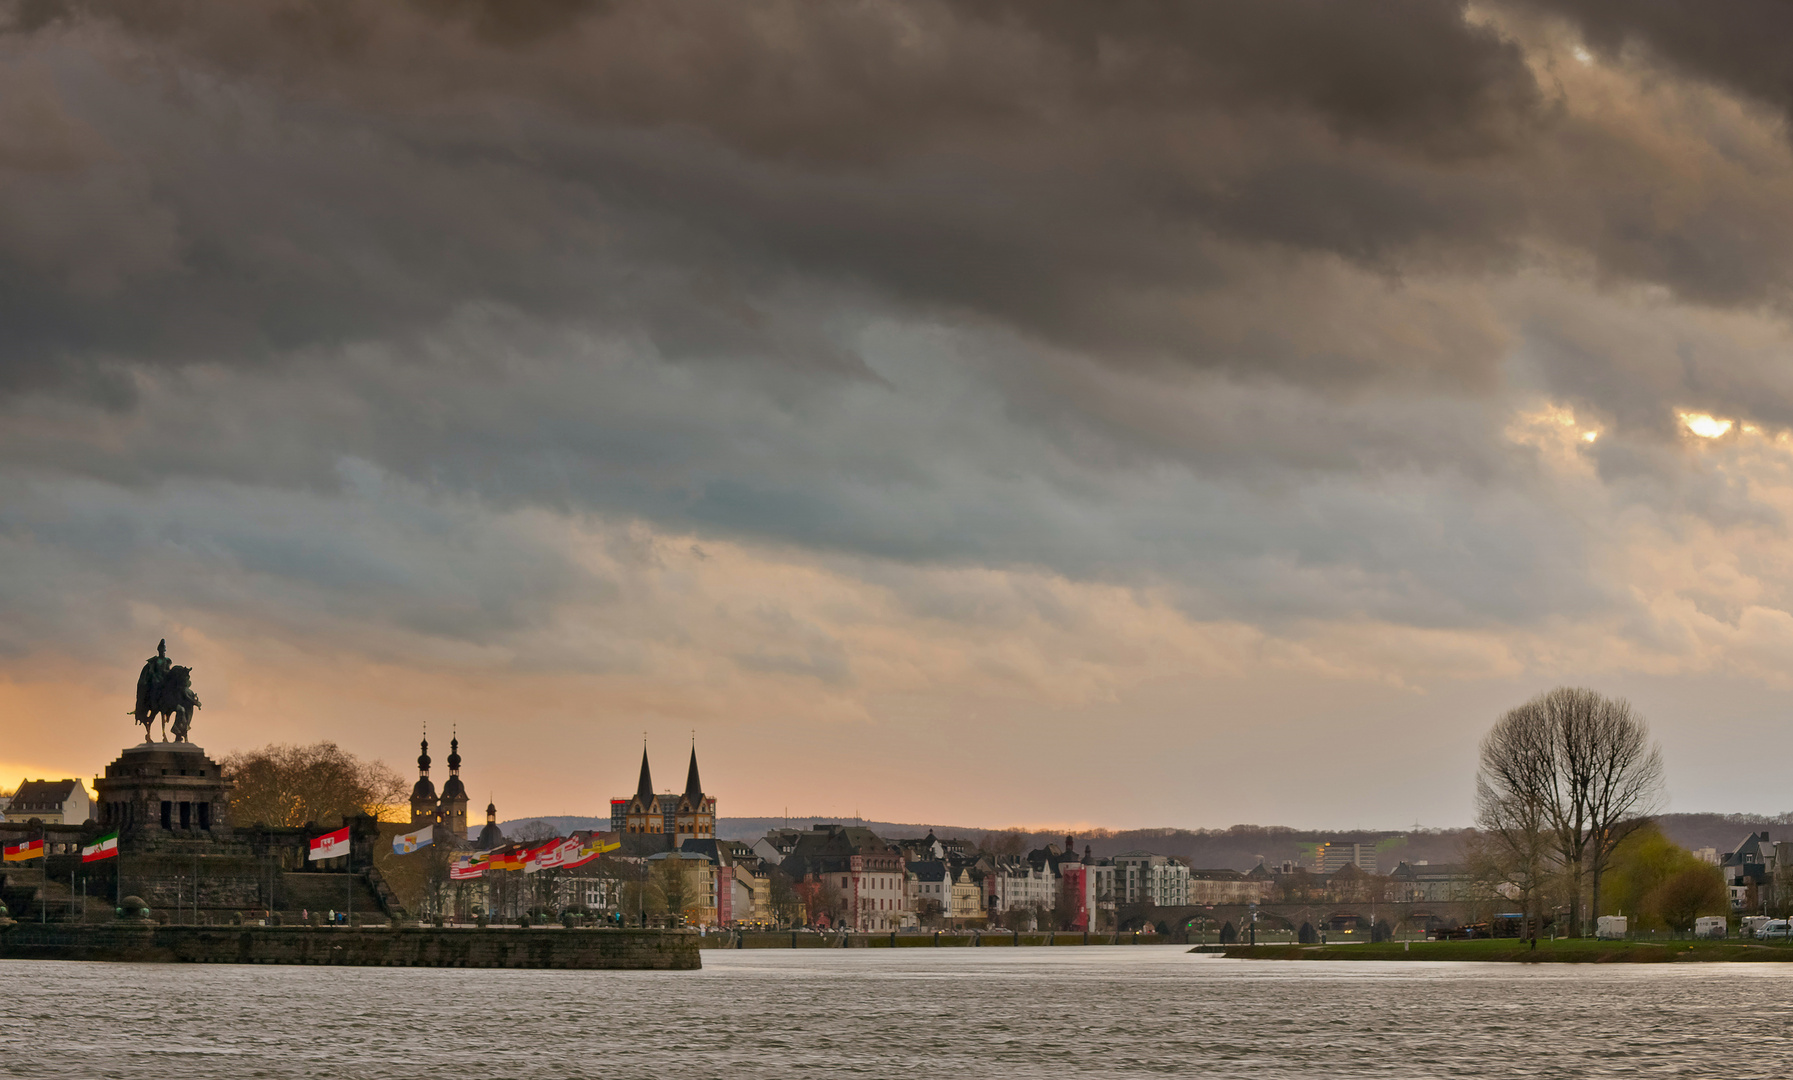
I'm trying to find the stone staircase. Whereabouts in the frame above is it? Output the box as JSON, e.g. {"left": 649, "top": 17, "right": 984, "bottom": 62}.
{"left": 0, "top": 871, "right": 100, "bottom": 922}
{"left": 279, "top": 872, "right": 384, "bottom": 921}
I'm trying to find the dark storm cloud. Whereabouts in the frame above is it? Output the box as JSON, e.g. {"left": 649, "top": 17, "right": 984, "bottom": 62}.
{"left": 0, "top": 0, "right": 1558, "bottom": 398}
{"left": 1524, "top": 1, "right": 1793, "bottom": 121}
{"left": 2, "top": 0, "right": 1792, "bottom": 654}
{"left": 2, "top": 0, "right": 1789, "bottom": 393}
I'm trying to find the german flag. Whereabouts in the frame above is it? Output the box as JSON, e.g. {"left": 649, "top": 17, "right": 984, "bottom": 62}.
{"left": 3, "top": 838, "right": 44, "bottom": 862}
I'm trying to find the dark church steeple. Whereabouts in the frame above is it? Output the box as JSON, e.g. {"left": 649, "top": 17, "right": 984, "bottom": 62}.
{"left": 635, "top": 744, "right": 654, "bottom": 805}
{"left": 683, "top": 743, "right": 704, "bottom": 807}
{"left": 673, "top": 739, "right": 713, "bottom": 841}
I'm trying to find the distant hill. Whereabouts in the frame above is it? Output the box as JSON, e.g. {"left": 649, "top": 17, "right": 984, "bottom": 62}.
{"left": 1655, "top": 812, "right": 1793, "bottom": 853}
{"left": 490, "top": 810, "right": 1793, "bottom": 868}
{"left": 716, "top": 817, "right": 986, "bottom": 844}
{"left": 500, "top": 815, "right": 1470, "bottom": 870}
{"left": 496, "top": 815, "right": 608, "bottom": 840}
{"left": 494, "top": 815, "right": 987, "bottom": 844}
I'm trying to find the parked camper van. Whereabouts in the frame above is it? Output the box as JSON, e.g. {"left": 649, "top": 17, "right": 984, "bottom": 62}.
{"left": 1595, "top": 915, "right": 1628, "bottom": 940}
{"left": 1694, "top": 916, "right": 1727, "bottom": 939}
{"left": 1755, "top": 920, "right": 1791, "bottom": 940}
{"left": 1741, "top": 916, "right": 1774, "bottom": 938}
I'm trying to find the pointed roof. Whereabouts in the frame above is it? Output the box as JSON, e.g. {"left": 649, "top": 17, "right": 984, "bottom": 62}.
{"left": 683, "top": 744, "right": 704, "bottom": 806}
{"left": 635, "top": 746, "right": 654, "bottom": 804}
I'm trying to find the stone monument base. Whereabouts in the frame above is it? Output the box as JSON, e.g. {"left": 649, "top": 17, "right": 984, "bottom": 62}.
{"left": 95, "top": 741, "right": 232, "bottom": 837}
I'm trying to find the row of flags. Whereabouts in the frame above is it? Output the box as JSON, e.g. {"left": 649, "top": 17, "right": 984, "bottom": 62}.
{"left": 9, "top": 824, "right": 621, "bottom": 872}
{"left": 448, "top": 835, "right": 620, "bottom": 880}
{"left": 2, "top": 833, "right": 119, "bottom": 863}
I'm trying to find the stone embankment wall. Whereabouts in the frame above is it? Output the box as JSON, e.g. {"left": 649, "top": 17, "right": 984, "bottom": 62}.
{"left": 704, "top": 930, "right": 1179, "bottom": 949}
{"left": 0, "top": 923, "right": 699, "bottom": 970}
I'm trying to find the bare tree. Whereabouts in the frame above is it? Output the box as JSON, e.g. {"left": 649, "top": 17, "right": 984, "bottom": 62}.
{"left": 1477, "top": 688, "right": 1663, "bottom": 936}
{"left": 221, "top": 742, "right": 407, "bottom": 827}
{"left": 511, "top": 820, "right": 557, "bottom": 843}
{"left": 1474, "top": 707, "right": 1555, "bottom": 939}
{"left": 985, "top": 830, "right": 1029, "bottom": 858}
{"left": 1572, "top": 695, "right": 1665, "bottom": 936}
{"left": 916, "top": 897, "right": 945, "bottom": 929}
{"left": 654, "top": 856, "right": 694, "bottom": 925}
{"left": 814, "top": 877, "right": 844, "bottom": 927}
{"left": 767, "top": 868, "right": 801, "bottom": 927}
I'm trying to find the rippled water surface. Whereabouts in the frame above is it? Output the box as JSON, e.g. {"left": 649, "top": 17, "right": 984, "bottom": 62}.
{"left": 4, "top": 948, "right": 1793, "bottom": 1078}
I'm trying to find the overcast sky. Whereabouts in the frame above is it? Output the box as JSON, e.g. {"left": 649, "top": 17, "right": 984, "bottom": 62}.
{"left": 6, "top": 1, "right": 1793, "bottom": 829}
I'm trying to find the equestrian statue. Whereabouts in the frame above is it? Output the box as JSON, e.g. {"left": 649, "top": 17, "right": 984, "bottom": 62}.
{"left": 131, "top": 638, "right": 201, "bottom": 743}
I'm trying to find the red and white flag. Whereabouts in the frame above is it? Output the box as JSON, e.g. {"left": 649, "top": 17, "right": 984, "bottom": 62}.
{"left": 522, "top": 838, "right": 561, "bottom": 873}
{"left": 308, "top": 825, "right": 351, "bottom": 861}
{"left": 546, "top": 838, "right": 580, "bottom": 869}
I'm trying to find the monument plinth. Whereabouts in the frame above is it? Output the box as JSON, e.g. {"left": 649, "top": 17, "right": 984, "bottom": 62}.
{"left": 95, "top": 741, "right": 233, "bottom": 837}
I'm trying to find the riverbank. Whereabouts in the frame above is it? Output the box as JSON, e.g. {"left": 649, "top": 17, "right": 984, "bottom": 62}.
{"left": 703, "top": 929, "right": 1179, "bottom": 948}
{"left": 0, "top": 922, "right": 701, "bottom": 969}
{"left": 1211, "top": 938, "right": 1793, "bottom": 963}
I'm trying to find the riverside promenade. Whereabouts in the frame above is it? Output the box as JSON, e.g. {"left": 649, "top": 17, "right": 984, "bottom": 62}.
{"left": 703, "top": 929, "right": 1181, "bottom": 949}
{"left": 1214, "top": 939, "right": 1793, "bottom": 963}
{"left": 0, "top": 922, "right": 700, "bottom": 969}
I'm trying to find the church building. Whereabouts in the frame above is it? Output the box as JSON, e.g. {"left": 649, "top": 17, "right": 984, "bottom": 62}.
{"left": 408, "top": 731, "right": 471, "bottom": 847}
{"left": 614, "top": 744, "right": 715, "bottom": 849}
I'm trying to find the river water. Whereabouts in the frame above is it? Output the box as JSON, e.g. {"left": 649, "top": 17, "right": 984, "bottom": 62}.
{"left": 3, "top": 947, "right": 1790, "bottom": 1078}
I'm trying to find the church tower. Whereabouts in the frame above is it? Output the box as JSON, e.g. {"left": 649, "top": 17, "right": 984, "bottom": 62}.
{"left": 409, "top": 733, "right": 438, "bottom": 828}
{"left": 624, "top": 745, "right": 661, "bottom": 835}
{"left": 674, "top": 742, "right": 716, "bottom": 845}
{"left": 475, "top": 796, "right": 505, "bottom": 850}
{"left": 438, "top": 731, "right": 469, "bottom": 846}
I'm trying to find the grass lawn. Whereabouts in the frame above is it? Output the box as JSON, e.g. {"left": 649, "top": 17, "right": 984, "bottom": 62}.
{"left": 1214, "top": 937, "right": 1793, "bottom": 963}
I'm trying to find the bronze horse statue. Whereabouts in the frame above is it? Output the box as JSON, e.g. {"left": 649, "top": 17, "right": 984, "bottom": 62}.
{"left": 133, "top": 665, "right": 201, "bottom": 743}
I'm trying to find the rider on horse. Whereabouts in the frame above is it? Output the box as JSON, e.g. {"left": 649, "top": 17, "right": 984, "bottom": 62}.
{"left": 135, "top": 640, "right": 171, "bottom": 725}
{"left": 131, "top": 639, "right": 200, "bottom": 742}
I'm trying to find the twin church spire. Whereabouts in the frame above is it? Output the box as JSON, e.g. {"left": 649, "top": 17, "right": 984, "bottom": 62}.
{"left": 619, "top": 739, "right": 714, "bottom": 845}
{"left": 410, "top": 725, "right": 471, "bottom": 843}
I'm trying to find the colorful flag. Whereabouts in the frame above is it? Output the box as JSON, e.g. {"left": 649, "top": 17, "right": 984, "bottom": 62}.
{"left": 560, "top": 836, "right": 618, "bottom": 870}
{"left": 522, "top": 838, "right": 558, "bottom": 873}
{"left": 3, "top": 838, "right": 44, "bottom": 862}
{"left": 449, "top": 853, "right": 484, "bottom": 880}
{"left": 488, "top": 847, "right": 523, "bottom": 871}
{"left": 531, "top": 838, "right": 576, "bottom": 871}
{"left": 81, "top": 832, "right": 119, "bottom": 862}
{"left": 392, "top": 824, "right": 433, "bottom": 854}
{"left": 308, "top": 825, "right": 351, "bottom": 861}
